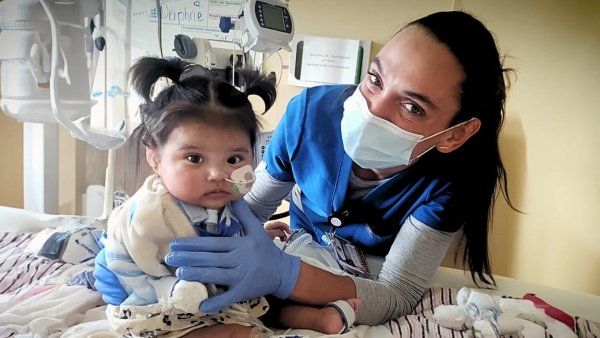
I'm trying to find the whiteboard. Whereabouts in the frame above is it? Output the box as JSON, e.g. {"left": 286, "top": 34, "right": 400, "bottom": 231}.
{"left": 130, "top": 0, "right": 246, "bottom": 59}
{"left": 127, "top": 0, "right": 262, "bottom": 132}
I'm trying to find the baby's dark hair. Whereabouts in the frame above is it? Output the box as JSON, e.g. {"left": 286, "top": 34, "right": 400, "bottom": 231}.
{"left": 129, "top": 57, "right": 276, "bottom": 150}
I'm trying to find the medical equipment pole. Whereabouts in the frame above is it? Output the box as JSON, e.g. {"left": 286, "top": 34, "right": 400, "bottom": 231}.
{"left": 23, "top": 123, "right": 59, "bottom": 214}
{"left": 100, "top": 148, "right": 116, "bottom": 220}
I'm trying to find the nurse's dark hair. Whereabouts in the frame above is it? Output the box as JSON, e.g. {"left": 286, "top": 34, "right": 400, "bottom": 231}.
{"left": 128, "top": 56, "right": 276, "bottom": 151}
{"left": 406, "top": 11, "right": 517, "bottom": 285}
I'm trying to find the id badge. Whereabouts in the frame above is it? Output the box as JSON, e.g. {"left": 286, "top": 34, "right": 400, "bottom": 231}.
{"left": 331, "top": 234, "right": 372, "bottom": 279}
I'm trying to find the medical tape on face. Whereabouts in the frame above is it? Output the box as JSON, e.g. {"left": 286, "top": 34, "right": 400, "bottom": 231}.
{"left": 224, "top": 164, "right": 256, "bottom": 195}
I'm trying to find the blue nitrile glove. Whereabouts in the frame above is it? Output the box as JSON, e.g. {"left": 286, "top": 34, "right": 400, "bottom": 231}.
{"left": 165, "top": 199, "right": 301, "bottom": 314}
{"left": 93, "top": 235, "right": 127, "bottom": 305}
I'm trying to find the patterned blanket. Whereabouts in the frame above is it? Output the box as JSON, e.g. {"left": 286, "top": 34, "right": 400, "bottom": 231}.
{"left": 0, "top": 232, "right": 598, "bottom": 338}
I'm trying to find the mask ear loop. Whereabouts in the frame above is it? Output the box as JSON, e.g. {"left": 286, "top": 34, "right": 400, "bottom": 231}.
{"left": 408, "top": 145, "right": 436, "bottom": 165}
{"left": 408, "top": 118, "right": 478, "bottom": 165}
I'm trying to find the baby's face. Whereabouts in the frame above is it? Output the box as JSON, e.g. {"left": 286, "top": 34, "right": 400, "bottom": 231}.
{"left": 151, "top": 121, "right": 254, "bottom": 209}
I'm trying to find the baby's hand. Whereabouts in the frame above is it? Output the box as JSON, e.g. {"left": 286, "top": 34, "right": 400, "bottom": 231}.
{"left": 264, "top": 221, "right": 290, "bottom": 241}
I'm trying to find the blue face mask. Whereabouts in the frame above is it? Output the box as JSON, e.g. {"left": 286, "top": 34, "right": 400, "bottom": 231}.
{"left": 341, "top": 88, "right": 472, "bottom": 169}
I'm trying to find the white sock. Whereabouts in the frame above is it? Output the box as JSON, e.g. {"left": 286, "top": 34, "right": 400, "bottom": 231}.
{"left": 171, "top": 281, "right": 208, "bottom": 314}
{"left": 434, "top": 305, "right": 474, "bottom": 330}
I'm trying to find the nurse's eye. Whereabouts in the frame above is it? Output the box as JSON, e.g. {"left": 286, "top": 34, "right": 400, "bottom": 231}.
{"left": 227, "top": 156, "right": 242, "bottom": 165}
{"left": 367, "top": 71, "right": 382, "bottom": 87}
{"left": 401, "top": 102, "right": 425, "bottom": 117}
{"left": 186, "top": 154, "right": 204, "bottom": 164}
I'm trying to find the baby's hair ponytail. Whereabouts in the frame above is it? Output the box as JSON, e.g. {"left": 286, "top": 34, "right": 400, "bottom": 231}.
{"left": 237, "top": 69, "right": 277, "bottom": 114}
{"left": 129, "top": 57, "right": 187, "bottom": 102}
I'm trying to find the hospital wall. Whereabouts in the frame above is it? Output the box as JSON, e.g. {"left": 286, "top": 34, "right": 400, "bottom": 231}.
{"left": 260, "top": 0, "right": 600, "bottom": 295}
{"left": 0, "top": 0, "right": 598, "bottom": 296}
{"left": 0, "top": 110, "right": 99, "bottom": 214}
{"left": 0, "top": 112, "right": 23, "bottom": 208}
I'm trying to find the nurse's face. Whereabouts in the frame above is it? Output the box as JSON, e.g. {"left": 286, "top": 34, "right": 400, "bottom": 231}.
{"left": 359, "top": 24, "right": 477, "bottom": 176}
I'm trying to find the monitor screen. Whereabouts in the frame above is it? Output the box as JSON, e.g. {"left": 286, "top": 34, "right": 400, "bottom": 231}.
{"left": 261, "top": 3, "right": 285, "bottom": 31}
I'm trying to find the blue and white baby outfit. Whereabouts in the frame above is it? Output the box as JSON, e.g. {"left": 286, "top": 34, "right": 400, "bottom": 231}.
{"left": 104, "top": 174, "right": 269, "bottom": 337}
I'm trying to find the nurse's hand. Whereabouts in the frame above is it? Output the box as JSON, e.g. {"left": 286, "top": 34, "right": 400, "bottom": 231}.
{"left": 165, "top": 199, "right": 301, "bottom": 314}
{"left": 93, "top": 247, "right": 128, "bottom": 305}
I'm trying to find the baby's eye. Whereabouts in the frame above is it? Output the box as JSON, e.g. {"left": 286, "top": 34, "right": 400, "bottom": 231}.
{"left": 401, "top": 102, "right": 425, "bottom": 117}
{"left": 227, "top": 156, "right": 242, "bottom": 165}
{"left": 186, "top": 155, "right": 204, "bottom": 164}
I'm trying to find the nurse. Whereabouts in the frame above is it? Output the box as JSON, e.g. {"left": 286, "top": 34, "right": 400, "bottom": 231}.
{"left": 96, "top": 11, "right": 516, "bottom": 327}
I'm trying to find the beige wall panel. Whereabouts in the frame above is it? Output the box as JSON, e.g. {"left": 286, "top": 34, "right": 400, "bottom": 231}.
{"left": 0, "top": 111, "right": 23, "bottom": 209}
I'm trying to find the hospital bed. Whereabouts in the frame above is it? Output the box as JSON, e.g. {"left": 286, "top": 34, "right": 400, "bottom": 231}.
{"left": 1, "top": 205, "right": 598, "bottom": 338}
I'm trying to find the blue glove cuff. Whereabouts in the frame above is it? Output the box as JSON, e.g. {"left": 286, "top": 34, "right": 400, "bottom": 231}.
{"left": 273, "top": 252, "right": 301, "bottom": 299}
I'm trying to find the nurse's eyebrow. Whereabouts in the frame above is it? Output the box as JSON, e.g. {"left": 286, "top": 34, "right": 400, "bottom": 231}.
{"left": 374, "top": 56, "right": 437, "bottom": 110}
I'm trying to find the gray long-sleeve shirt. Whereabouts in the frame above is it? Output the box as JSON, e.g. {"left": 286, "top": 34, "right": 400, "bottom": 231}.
{"left": 245, "top": 167, "right": 457, "bottom": 325}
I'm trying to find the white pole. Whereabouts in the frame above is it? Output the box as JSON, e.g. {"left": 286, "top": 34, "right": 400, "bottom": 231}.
{"left": 23, "top": 122, "right": 59, "bottom": 214}
{"left": 100, "top": 148, "right": 115, "bottom": 219}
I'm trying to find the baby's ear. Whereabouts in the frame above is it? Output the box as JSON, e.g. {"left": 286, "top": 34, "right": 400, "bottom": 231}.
{"left": 146, "top": 147, "right": 161, "bottom": 174}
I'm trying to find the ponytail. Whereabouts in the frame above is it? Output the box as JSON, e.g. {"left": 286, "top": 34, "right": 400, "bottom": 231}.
{"left": 237, "top": 69, "right": 277, "bottom": 113}
{"left": 129, "top": 57, "right": 187, "bottom": 102}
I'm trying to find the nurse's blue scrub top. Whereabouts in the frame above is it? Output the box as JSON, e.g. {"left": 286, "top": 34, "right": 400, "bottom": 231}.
{"left": 263, "top": 85, "right": 467, "bottom": 255}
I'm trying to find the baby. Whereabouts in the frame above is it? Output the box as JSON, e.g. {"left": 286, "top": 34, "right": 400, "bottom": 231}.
{"left": 104, "top": 56, "right": 358, "bottom": 337}
{"left": 104, "top": 57, "right": 278, "bottom": 337}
